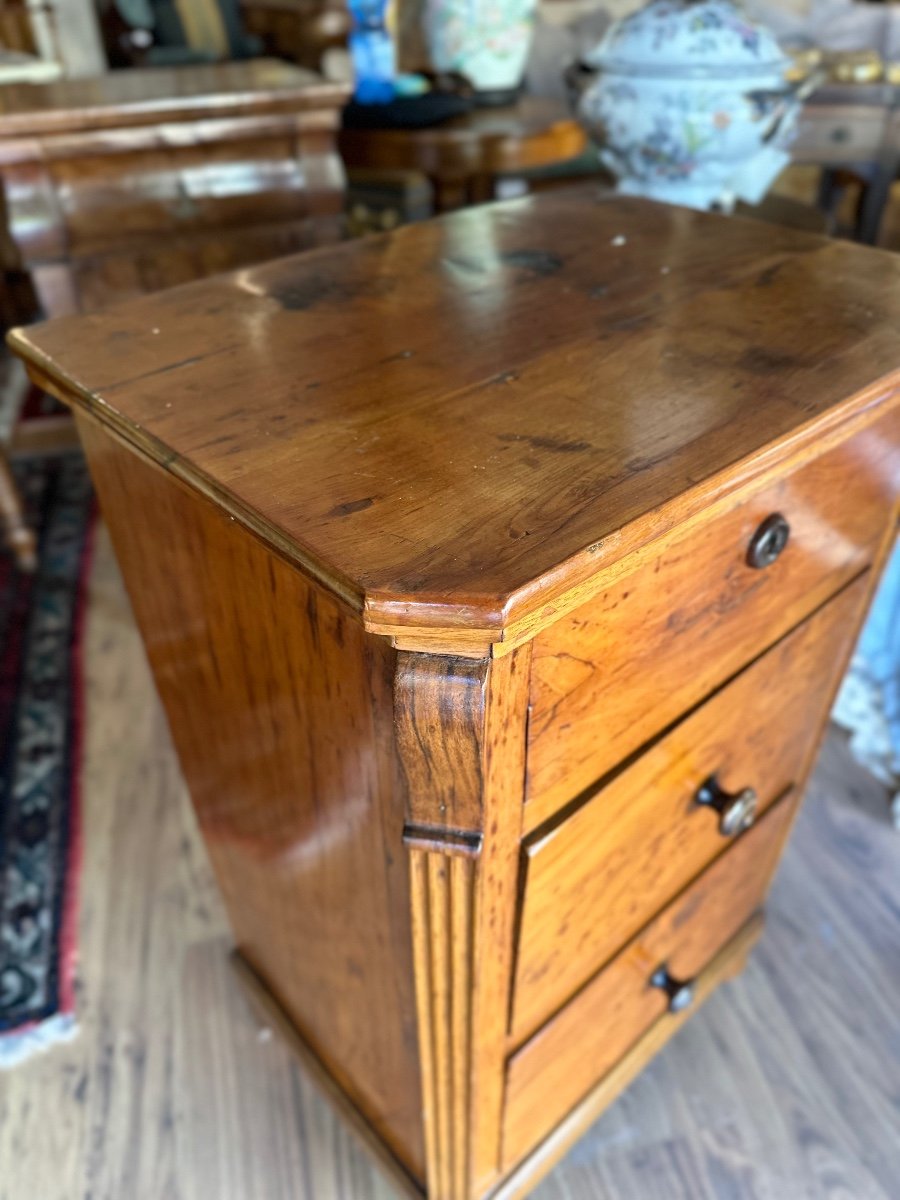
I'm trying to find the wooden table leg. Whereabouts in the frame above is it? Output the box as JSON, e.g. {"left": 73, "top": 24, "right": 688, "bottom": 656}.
{"left": 0, "top": 448, "right": 36, "bottom": 571}
{"left": 856, "top": 157, "right": 897, "bottom": 245}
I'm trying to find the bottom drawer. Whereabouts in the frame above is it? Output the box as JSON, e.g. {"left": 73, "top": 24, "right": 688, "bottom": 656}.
{"left": 501, "top": 792, "right": 795, "bottom": 1170}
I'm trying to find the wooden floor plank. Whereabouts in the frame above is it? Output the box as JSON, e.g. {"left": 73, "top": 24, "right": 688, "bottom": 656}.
{"left": 2, "top": 525, "right": 899, "bottom": 1200}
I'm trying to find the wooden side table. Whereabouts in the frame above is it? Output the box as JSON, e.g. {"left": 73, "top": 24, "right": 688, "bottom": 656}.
{"left": 11, "top": 185, "right": 900, "bottom": 1199}
{"left": 791, "top": 81, "right": 900, "bottom": 244}
{"left": 339, "top": 97, "right": 588, "bottom": 212}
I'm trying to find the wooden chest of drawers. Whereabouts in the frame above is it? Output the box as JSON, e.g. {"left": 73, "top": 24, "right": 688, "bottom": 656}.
{"left": 10, "top": 186, "right": 900, "bottom": 1200}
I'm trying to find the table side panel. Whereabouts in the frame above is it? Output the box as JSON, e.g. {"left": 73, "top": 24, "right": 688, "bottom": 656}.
{"left": 75, "top": 414, "right": 426, "bottom": 1182}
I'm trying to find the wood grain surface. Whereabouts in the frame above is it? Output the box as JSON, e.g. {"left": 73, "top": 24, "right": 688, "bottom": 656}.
{"left": 11, "top": 187, "right": 900, "bottom": 649}
{"left": 396, "top": 649, "right": 531, "bottom": 1196}
{"left": 0, "top": 59, "right": 348, "bottom": 319}
{"left": 502, "top": 793, "right": 797, "bottom": 1169}
{"left": 493, "top": 915, "right": 764, "bottom": 1200}
{"left": 74, "top": 417, "right": 426, "bottom": 1180}
{"left": 511, "top": 574, "right": 869, "bottom": 1041}
{"left": 526, "top": 420, "right": 900, "bottom": 815}
{"left": 395, "top": 655, "right": 489, "bottom": 845}
{"left": 0, "top": 59, "right": 348, "bottom": 134}
{"left": 2, "top": 530, "right": 899, "bottom": 1200}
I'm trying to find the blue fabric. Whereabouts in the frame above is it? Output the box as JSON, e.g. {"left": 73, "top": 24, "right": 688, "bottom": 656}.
{"left": 856, "top": 536, "right": 900, "bottom": 761}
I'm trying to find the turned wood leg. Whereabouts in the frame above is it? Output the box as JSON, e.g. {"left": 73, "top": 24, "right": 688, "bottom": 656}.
{"left": 816, "top": 167, "right": 846, "bottom": 236}
{"left": 0, "top": 449, "right": 36, "bottom": 571}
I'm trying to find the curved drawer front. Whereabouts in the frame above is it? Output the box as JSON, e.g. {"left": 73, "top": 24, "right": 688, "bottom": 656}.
{"left": 502, "top": 794, "right": 795, "bottom": 1171}
{"left": 526, "top": 426, "right": 897, "bottom": 826}
{"left": 510, "top": 575, "right": 868, "bottom": 1042}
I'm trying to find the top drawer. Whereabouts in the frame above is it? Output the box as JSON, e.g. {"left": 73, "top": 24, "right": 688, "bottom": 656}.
{"left": 791, "top": 105, "right": 888, "bottom": 164}
{"left": 526, "top": 425, "right": 897, "bottom": 824}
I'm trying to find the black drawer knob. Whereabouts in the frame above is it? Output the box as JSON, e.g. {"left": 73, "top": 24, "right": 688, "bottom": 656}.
{"left": 695, "top": 775, "right": 758, "bottom": 837}
{"left": 747, "top": 513, "right": 790, "bottom": 569}
{"left": 650, "top": 965, "right": 695, "bottom": 1013}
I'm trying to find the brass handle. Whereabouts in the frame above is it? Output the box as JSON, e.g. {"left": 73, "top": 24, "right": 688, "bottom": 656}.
{"left": 695, "top": 775, "right": 758, "bottom": 837}
{"left": 747, "top": 513, "right": 790, "bottom": 569}
{"left": 650, "top": 965, "right": 695, "bottom": 1014}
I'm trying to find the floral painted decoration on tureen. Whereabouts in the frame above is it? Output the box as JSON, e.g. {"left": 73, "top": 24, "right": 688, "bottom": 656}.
{"left": 577, "top": 0, "right": 802, "bottom": 211}
{"left": 594, "top": 0, "right": 785, "bottom": 71}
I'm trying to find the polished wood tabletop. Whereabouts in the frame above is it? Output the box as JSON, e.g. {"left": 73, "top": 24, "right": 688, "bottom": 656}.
{"left": 339, "top": 96, "right": 588, "bottom": 211}
{"left": 11, "top": 185, "right": 900, "bottom": 644}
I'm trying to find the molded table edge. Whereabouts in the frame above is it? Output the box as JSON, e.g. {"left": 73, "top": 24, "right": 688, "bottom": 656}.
{"left": 10, "top": 328, "right": 900, "bottom": 658}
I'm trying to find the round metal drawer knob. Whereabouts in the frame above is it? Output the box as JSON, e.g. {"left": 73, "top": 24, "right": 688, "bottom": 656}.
{"left": 696, "top": 775, "right": 759, "bottom": 838}
{"left": 747, "top": 512, "right": 790, "bottom": 569}
{"left": 650, "top": 965, "right": 695, "bottom": 1014}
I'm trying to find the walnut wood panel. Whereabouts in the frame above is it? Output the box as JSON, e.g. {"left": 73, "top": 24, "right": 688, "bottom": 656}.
{"left": 501, "top": 794, "right": 796, "bottom": 1171}
{"left": 527, "top": 423, "right": 900, "bottom": 818}
{"left": 11, "top": 188, "right": 900, "bottom": 653}
{"left": 511, "top": 574, "right": 868, "bottom": 1041}
{"left": 73, "top": 414, "right": 425, "bottom": 1182}
{"left": 396, "top": 648, "right": 530, "bottom": 1199}
{"left": 0, "top": 60, "right": 348, "bottom": 318}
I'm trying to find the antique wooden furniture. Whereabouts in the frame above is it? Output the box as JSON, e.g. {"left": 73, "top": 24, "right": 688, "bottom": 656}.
{"left": 10, "top": 186, "right": 900, "bottom": 1199}
{"left": 0, "top": 58, "right": 348, "bottom": 318}
{"left": 792, "top": 80, "right": 900, "bottom": 244}
{"left": 0, "top": 57, "right": 347, "bottom": 570}
{"left": 339, "top": 97, "right": 587, "bottom": 212}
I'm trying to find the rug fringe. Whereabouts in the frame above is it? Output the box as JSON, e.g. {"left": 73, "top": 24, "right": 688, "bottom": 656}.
{"left": 0, "top": 1013, "right": 79, "bottom": 1070}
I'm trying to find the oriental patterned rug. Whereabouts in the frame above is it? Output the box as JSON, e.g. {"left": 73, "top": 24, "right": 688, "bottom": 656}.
{"left": 0, "top": 450, "right": 94, "bottom": 1067}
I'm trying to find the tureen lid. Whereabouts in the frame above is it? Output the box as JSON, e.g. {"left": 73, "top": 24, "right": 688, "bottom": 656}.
{"left": 585, "top": 0, "right": 790, "bottom": 77}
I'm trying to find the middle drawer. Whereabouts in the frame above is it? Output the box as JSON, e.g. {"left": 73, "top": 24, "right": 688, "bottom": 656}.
{"left": 509, "top": 573, "right": 867, "bottom": 1043}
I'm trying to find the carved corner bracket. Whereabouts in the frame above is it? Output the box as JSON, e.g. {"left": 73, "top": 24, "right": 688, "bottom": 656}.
{"left": 394, "top": 647, "right": 531, "bottom": 1200}
{"left": 395, "top": 652, "right": 490, "bottom": 858}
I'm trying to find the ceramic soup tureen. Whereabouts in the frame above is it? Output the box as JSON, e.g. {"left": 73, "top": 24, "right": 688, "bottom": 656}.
{"left": 571, "top": 0, "right": 814, "bottom": 211}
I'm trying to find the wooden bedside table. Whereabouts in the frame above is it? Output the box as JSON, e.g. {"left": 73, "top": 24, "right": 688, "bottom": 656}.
{"left": 10, "top": 187, "right": 900, "bottom": 1200}
{"left": 339, "top": 97, "right": 588, "bottom": 212}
